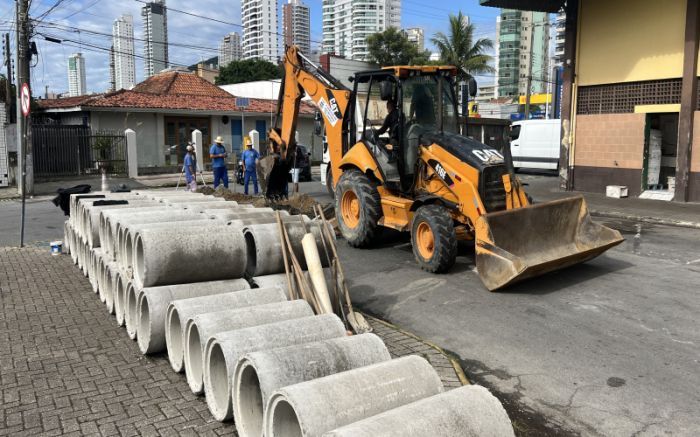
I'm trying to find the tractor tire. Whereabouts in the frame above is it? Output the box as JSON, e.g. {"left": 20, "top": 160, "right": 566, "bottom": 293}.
{"left": 335, "top": 169, "right": 382, "bottom": 247}
{"left": 326, "top": 166, "right": 335, "bottom": 199}
{"left": 411, "top": 204, "right": 457, "bottom": 273}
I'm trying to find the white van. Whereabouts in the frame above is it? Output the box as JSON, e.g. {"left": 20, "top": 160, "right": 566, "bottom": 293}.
{"left": 510, "top": 119, "right": 561, "bottom": 170}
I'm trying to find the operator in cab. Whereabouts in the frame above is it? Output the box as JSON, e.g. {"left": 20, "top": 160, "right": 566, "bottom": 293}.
{"left": 376, "top": 99, "right": 400, "bottom": 159}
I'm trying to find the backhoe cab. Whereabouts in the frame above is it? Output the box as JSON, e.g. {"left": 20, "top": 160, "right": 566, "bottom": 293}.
{"left": 265, "top": 46, "right": 623, "bottom": 291}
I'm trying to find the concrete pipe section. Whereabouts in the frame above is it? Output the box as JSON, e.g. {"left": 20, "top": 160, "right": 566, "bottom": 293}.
{"left": 264, "top": 356, "right": 444, "bottom": 437}
{"left": 322, "top": 385, "right": 515, "bottom": 437}
{"left": 250, "top": 274, "right": 288, "bottom": 292}
{"left": 133, "top": 279, "right": 251, "bottom": 354}
{"left": 243, "top": 221, "right": 329, "bottom": 277}
{"left": 233, "top": 334, "right": 391, "bottom": 437}
{"left": 88, "top": 248, "right": 102, "bottom": 293}
{"left": 161, "top": 196, "right": 225, "bottom": 205}
{"left": 123, "top": 219, "right": 221, "bottom": 271}
{"left": 185, "top": 300, "right": 316, "bottom": 398}
{"left": 167, "top": 201, "right": 238, "bottom": 211}
{"left": 202, "top": 313, "right": 346, "bottom": 422}
{"left": 83, "top": 200, "right": 157, "bottom": 248}
{"left": 132, "top": 224, "right": 247, "bottom": 288}
{"left": 99, "top": 206, "right": 173, "bottom": 258}
{"left": 164, "top": 287, "right": 287, "bottom": 373}
{"left": 104, "top": 261, "right": 120, "bottom": 315}
{"left": 124, "top": 282, "right": 139, "bottom": 340}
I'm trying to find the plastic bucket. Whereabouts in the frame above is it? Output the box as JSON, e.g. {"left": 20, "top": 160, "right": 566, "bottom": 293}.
{"left": 50, "top": 241, "right": 63, "bottom": 256}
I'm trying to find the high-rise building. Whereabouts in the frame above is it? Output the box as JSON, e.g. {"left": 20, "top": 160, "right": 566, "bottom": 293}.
{"left": 241, "top": 0, "right": 280, "bottom": 62}
{"left": 322, "top": 0, "right": 401, "bottom": 61}
{"left": 219, "top": 32, "right": 242, "bottom": 68}
{"left": 495, "top": 9, "right": 550, "bottom": 98}
{"left": 142, "top": 0, "right": 169, "bottom": 77}
{"left": 283, "top": 0, "right": 310, "bottom": 56}
{"left": 554, "top": 10, "right": 565, "bottom": 67}
{"left": 67, "top": 53, "right": 87, "bottom": 97}
{"left": 113, "top": 14, "right": 136, "bottom": 89}
{"left": 402, "top": 27, "right": 424, "bottom": 50}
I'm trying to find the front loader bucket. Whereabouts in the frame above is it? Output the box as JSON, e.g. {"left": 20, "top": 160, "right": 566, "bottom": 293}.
{"left": 475, "top": 196, "right": 624, "bottom": 291}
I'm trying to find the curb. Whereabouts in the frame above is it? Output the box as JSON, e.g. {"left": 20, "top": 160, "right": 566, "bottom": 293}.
{"left": 362, "top": 313, "right": 471, "bottom": 386}
{"left": 590, "top": 209, "right": 700, "bottom": 230}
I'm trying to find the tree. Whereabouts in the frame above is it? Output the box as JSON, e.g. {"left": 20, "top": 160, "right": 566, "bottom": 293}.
{"left": 367, "top": 27, "right": 430, "bottom": 67}
{"left": 215, "top": 59, "right": 282, "bottom": 85}
{"left": 431, "top": 11, "right": 495, "bottom": 80}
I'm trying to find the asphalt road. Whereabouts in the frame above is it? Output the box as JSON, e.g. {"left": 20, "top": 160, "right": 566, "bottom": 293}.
{"left": 2, "top": 179, "right": 698, "bottom": 436}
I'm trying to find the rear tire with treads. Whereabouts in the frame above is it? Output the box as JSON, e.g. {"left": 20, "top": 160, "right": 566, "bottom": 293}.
{"left": 335, "top": 169, "right": 381, "bottom": 247}
{"left": 411, "top": 204, "right": 457, "bottom": 273}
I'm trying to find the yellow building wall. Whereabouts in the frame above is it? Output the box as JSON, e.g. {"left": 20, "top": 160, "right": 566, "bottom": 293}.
{"left": 577, "top": 0, "right": 686, "bottom": 86}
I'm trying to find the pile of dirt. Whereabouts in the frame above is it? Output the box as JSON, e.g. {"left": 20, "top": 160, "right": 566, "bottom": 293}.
{"left": 196, "top": 187, "right": 326, "bottom": 216}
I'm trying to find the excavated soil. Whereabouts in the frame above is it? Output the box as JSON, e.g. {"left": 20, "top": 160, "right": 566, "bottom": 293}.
{"left": 197, "top": 187, "right": 323, "bottom": 216}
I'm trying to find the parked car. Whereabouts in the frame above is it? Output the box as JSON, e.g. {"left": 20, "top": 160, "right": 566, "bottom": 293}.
{"left": 289, "top": 144, "right": 312, "bottom": 182}
{"left": 510, "top": 119, "right": 561, "bottom": 170}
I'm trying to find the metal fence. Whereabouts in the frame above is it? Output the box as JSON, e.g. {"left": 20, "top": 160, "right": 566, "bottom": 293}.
{"left": 32, "top": 125, "right": 127, "bottom": 179}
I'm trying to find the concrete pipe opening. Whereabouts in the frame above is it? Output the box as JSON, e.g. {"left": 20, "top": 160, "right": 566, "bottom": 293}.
{"left": 115, "top": 276, "right": 127, "bottom": 326}
{"left": 244, "top": 231, "right": 257, "bottom": 277}
{"left": 134, "top": 234, "right": 145, "bottom": 288}
{"left": 137, "top": 296, "right": 151, "bottom": 353}
{"left": 185, "top": 323, "right": 203, "bottom": 392}
{"left": 166, "top": 307, "right": 184, "bottom": 372}
{"left": 268, "top": 397, "right": 303, "bottom": 437}
{"left": 235, "top": 361, "right": 265, "bottom": 437}
{"left": 125, "top": 284, "right": 139, "bottom": 340}
{"left": 106, "top": 269, "right": 117, "bottom": 314}
{"left": 207, "top": 342, "right": 231, "bottom": 420}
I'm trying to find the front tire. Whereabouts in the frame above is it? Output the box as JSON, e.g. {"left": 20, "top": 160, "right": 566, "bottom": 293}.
{"left": 411, "top": 205, "right": 457, "bottom": 273}
{"left": 335, "top": 169, "right": 381, "bottom": 247}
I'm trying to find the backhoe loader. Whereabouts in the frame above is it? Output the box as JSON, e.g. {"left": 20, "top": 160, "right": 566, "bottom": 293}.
{"left": 263, "top": 46, "right": 623, "bottom": 291}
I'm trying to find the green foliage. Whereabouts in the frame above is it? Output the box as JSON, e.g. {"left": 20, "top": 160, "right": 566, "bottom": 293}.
{"left": 215, "top": 59, "right": 282, "bottom": 85}
{"left": 92, "top": 136, "right": 113, "bottom": 161}
{"left": 366, "top": 27, "right": 430, "bottom": 67}
{"left": 431, "top": 11, "right": 495, "bottom": 80}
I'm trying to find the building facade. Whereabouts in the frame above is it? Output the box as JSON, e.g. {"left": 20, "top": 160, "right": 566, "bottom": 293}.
{"left": 402, "top": 27, "right": 424, "bottom": 50}
{"left": 142, "top": 0, "right": 169, "bottom": 77}
{"left": 67, "top": 53, "right": 86, "bottom": 97}
{"left": 219, "top": 32, "right": 242, "bottom": 68}
{"left": 496, "top": 9, "right": 550, "bottom": 98}
{"left": 108, "top": 45, "right": 116, "bottom": 92}
{"left": 241, "top": 0, "right": 280, "bottom": 62}
{"left": 553, "top": 10, "right": 565, "bottom": 67}
{"left": 283, "top": 0, "right": 311, "bottom": 55}
{"left": 322, "top": 0, "right": 401, "bottom": 61}
{"left": 113, "top": 14, "right": 136, "bottom": 90}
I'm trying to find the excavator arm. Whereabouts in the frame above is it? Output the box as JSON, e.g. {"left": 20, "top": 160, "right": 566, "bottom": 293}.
{"left": 263, "top": 45, "right": 352, "bottom": 197}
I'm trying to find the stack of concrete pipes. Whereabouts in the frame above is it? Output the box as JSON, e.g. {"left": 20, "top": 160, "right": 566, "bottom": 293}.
{"left": 63, "top": 190, "right": 514, "bottom": 436}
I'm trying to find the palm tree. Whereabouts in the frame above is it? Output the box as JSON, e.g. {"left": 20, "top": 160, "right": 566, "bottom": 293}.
{"left": 431, "top": 11, "right": 495, "bottom": 79}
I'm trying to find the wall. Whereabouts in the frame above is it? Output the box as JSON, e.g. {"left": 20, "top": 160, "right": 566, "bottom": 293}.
{"left": 577, "top": 0, "right": 686, "bottom": 86}
{"left": 573, "top": 113, "right": 646, "bottom": 195}
{"left": 91, "top": 111, "right": 164, "bottom": 168}
{"left": 689, "top": 111, "right": 700, "bottom": 201}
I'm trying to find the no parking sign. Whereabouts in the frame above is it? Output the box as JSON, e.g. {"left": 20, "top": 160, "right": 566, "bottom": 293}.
{"left": 20, "top": 83, "right": 30, "bottom": 117}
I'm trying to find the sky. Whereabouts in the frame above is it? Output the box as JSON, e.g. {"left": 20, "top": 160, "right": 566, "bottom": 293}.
{"left": 0, "top": 0, "right": 501, "bottom": 95}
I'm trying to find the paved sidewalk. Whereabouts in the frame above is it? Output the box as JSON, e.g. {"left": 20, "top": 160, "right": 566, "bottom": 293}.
{"left": 0, "top": 247, "right": 466, "bottom": 436}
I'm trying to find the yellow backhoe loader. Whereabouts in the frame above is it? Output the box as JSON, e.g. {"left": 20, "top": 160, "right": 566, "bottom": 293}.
{"left": 263, "top": 46, "right": 623, "bottom": 291}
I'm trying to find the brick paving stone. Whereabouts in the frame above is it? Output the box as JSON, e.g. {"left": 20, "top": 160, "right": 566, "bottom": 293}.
{"left": 1, "top": 247, "right": 465, "bottom": 436}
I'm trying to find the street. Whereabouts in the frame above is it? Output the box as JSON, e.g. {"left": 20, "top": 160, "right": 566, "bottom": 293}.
{"left": 1, "top": 176, "right": 699, "bottom": 436}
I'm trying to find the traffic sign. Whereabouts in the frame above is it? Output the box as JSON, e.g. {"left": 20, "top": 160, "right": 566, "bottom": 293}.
{"left": 20, "top": 83, "right": 31, "bottom": 117}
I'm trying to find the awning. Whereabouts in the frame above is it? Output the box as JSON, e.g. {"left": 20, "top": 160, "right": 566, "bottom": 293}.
{"left": 479, "top": 0, "right": 564, "bottom": 13}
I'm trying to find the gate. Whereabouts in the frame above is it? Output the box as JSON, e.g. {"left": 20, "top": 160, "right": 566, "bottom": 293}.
{"left": 32, "top": 125, "right": 127, "bottom": 179}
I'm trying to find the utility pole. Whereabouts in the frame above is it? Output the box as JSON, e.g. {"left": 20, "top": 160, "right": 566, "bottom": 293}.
{"left": 16, "top": 0, "right": 32, "bottom": 246}
{"left": 3, "top": 33, "right": 11, "bottom": 116}
{"left": 524, "top": 21, "right": 535, "bottom": 121}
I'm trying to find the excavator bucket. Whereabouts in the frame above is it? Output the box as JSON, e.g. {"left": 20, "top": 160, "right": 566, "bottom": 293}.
{"left": 475, "top": 196, "right": 624, "bottom": 291}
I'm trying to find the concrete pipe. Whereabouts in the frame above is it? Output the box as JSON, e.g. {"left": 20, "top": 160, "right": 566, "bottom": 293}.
{"left": 168, "top": 201, "right": 237, "bottom": 211}
{"left": 76, "top": 194, "right": 141, "bottom": 235}
{"left": 63, "top": 221, "right": 71, "bottom": 255}
{"left": 132, "top": 224, "right": 247, "bottom": 288}
{"left": 264, "top": 355, "right": 444, "bottom": 437}
{"left": 113, "top": 212, "right": 205, "bottom": 265}
{"left": 124, "top": 282, "right": 140, "bottom": 340}
{"left": 132, "top": 278, "right": 251, "bottom": 354}
{"left": 69, "top": 194, "right": 106, "bottom": 225}
{"left": 202, "top": 207, "right": 275, "bottom": 217}
{"left": 185, "top": 202, "right": 243, "bottom": 213}
{"left": 99, "top": 206, "right": 173, "bottom": 257}
{"left": 185, "top": 300, "right": 316, "bottom": 397}
{"left": 165, "top": 287, "right": 287, "bottom": 372}
{"left": 123, "top": 218, "right": 226, "bottom": 271}
{"left": 233, "top": 334, "right": 390, "bottom": 437}
{"left": 322, "top": 385, "right": 515, "bottom": 437}
{"left": 161, "top": 196, "right": 225, "bottom": 204}
{"left": 115, "top": 276, "right": 129, "bottom": 327}
{"left": 89, "top": 248, "right": 103, "bottom": 294}
{"left": 243, "top": 221, "right": 328, "bottom": 277}
{"left": 250, "top": 274, "right": 288, "bottom": 292}
{"left": 97, "top": 256, "right": 109, "bottom": 303}
{"left": 202, "top": 313, "right": 346, "bottom": 422}
{"left": 83, "top": 200, "right": 158, "bottom": 248}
